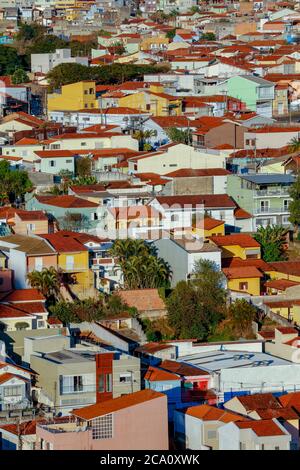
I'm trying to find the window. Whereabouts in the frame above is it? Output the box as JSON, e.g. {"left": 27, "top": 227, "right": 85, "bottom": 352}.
{"left": 4, "top": 385, "right": 22, "bottom": 397}
{"left": 37, "top": 320, "right": 45, "bottom": 328}
{"left": 51, "top": 144, "right": 60, "bottom": 150}
{"left": 66, "top": 159, "right": 73, "bottom": 164}
{"left": 119, "top": 373, "right": 132, "bottom": 383}
{"left": 99, "top": 375, "right": 104, "bottom": 393}
{"left": 74, "top": 376, "right": 83, "bottom": 392}
{"left": 239, "top": 282, "right": 248, "bottom": 291}
{"left": 283, "top": 199, "right": 290, "bottom": 211}
{"left": 49, "top": 160, "right": 56, "bottom": 167}
{"left": 106, "top": 373, "right": 112, "bottom": 392}
{"left": 92, "top": 414, "right": 113, "bottom": 440}
{"left": 81, "top": 142, "right": 87, "bottom": 146}
{"left": 207, "top": 430, "right": 217, "bottom": 439}
{"left": 35, "top": 257, "right": 43, "bottom": 271}
{"left": 27, "top": 223, "right": 35, "bottom": 232}
{"left": 275, "top": 446, "right": 280, "bottom": 450}
{"left": 239, "top": 442, "right": 246, "bottom": 450}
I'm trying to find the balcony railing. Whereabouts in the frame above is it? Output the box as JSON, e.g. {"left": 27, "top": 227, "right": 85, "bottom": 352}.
{"left": 61, "top": 265, "right": 88, "bottom": 272}
{"left": 254, "top": 189, "right": 291, "bottom": 197}
{"left": 253, "top": 207, "right": 290, "bottom": 214}
{"left": 60, "top": 385, "right": 96, "bottom": 395}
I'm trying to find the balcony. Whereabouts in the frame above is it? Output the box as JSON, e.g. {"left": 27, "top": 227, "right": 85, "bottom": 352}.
{"left": 254, "top": 189, "right": 291, "bottom": 197}
{"left": 253, "top": 206, "right": 290, "bottom": 215}
{"left": 60, "top": 385, "right": 96, "bottom": 395}
{"left": 61, "top": 265, "right": 88, "bottom": 272}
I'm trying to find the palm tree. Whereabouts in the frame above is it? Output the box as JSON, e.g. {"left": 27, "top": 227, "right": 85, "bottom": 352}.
{"left": 27, "top": 267, "right": 62, "bottom": 301}
{"left": 253, "top": 225, "right": 289, "bottom": 262}
{"left": 133, "top": 129, "right": 157, "bottom": 151}
{"left": 289, "top": 137, "right": 300, "bottom": 153}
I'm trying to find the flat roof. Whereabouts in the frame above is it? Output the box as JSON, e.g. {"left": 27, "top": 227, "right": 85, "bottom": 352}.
{"left": 179, "top": 349, "right": 292, "bottom": 372}
{"left": 239, "top": 174, "right": 295, "bottom": 185}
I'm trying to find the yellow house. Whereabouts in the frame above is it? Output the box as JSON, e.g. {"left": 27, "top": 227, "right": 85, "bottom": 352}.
{"left": 140, "top": 35, "right": 169, "bottom": 52}
{"left": 40, "top": 233, "right": 93, "bottom": 294}
{"left": 223, "top": 266, "right": 263, "bottom": 296}
{"left": 210, "top": 234, "right": 261, "bottom": 260}
{"left": 119, "top": 88, "right": 182, "bottom": 116}
{"left": 107, "top": 205, "right": 163, "bottom": 235}
{"left": 264, "top": 299, "right": 300, "bottom": 324}
{"left": 48, "top": 81, "right": 98, "bottom": 112}
{"left": 265, "top": 261, "right": 300, "bottom": 283}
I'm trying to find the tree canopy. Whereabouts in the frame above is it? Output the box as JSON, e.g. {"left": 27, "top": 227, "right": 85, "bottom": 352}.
{"left": 109, "top": 239, "right": 171, "bottom": 289}
{"left": 47, "top": 62, "right": 170, "bottom": 90}
{"left": 0, "top": 160, "right": 32, "bottom": 204}
{"left": 167, "top": 259, "right": 227, "bottom": 340}
{"left": 289, "top": 172, "right": 300, "bottom": 237}
{"left": 253, "top": 225, "right": 288, "bottom": 262}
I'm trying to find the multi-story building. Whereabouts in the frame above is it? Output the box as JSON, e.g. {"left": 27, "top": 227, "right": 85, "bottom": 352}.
{"left": 227, "top": 75, "right": 275, "bottom": 118}
{"left": 227, "top": 174, "right": 295, "bottom": 230}
{"left": 31, "top": 49, "right": 89, "bottom": 74}
{"left": 30, "top": 346, "right": 141, "bottom": 412}
{"left": 36, "top": 389, "right": 168, "bottom": 450}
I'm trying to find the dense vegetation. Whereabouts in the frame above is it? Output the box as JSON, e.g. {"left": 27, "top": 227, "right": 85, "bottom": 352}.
{"left": 109, "top": 239, "right": 171, "bottom": 289}
{"left": 167, "top": 259, "right": 227, "bottom": 340}
{"left": 47, "top": 62, "right": 170, "bottom": 90}
{"left": 0, "top": 160, "right": 32, "bottom": 205}
{"left": 253, "top": 225, "right": 288, "bottom": 262}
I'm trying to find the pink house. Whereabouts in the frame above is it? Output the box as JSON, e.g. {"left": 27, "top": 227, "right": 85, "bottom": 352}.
{"left": 36, "top": 389, "right": 169, "bottom": 450}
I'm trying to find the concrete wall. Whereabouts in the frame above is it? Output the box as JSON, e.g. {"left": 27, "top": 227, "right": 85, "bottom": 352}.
{"left": 36, "top": 394, "right": 169, "bottom": 450}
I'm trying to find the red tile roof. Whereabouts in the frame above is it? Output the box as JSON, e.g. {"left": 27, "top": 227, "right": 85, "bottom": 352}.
{"left": 117, "top": 289, "right": 166, "bottom": 312}
{"left": 267, "top": 261, "right": 300, "bottom": 276}
{"left": 265, "top": 279, "right": 300, "bottom": 291}
{"left": 0, "top": 372, "right": 27, "bottom": 385}
{"left": 279, "top": 391, "right": 300, "bottom": 408}
{"left": 203, "top": 216, "right": 224, "bottom": 231}
{"left": 16, "top": 210, "right": 48, "bottom": 221}
{"left": 185, "top": 404, "right": 248, "bottom": 423}
{"left": 210, "top": 234, "right": 260, "bottom": 248}
{"left": 160, "top": 359, "right": 209, "bottom": 377}
{"left": 0, "top": 289, "right": 45, "bottom": 302}
{"left": 15, "top": 138, "right": 40, "bottom": 145}
{"left": 72, "top": 389, "right": 165, "bottom": 420}
{"left": 235, "top": 393, "right": 281, "bottom": 411}
{"left": 35, "top": 195, "right": 98, "bottom": 208}
{"left": 155, "top": 194, "right": 236, "bottom": 209}
{"left": 165, "top": 168, "right": 230, "bottom": 177}
{"left": 223, "top": 266, "right": 263, "bottom": 279}
{"left": 144, "top": 366, "right": 179, "bottom": 382}
{"left": 235, "top": 419, "right": 286, "bottom": 437}
{"left": 39, "top": 232, "right": 88, "bottom": 253}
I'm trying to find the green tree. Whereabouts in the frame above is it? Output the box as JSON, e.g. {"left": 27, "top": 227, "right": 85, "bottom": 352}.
{"left": 11, "top": 68, "right": 30, "bottom": 85}
{"left": 289, "top": 173, "right": 300, "bottom": 237}
{"left": 0, "top": 160, "right": 32, "bottom": 204}
{"left": 253, "top": 225, "right": 288, "bottom": 262}
{"left": 58, "top": 211, "right": 91, "bottom": 232}
{"left": 27, "top": 267, "right": 62, "bottom": 302}
{"left": 166, "top": 127, "right": 192, "bottom": 145}
{"left": 167, "top": 259, "right": 227, "bottom": 340}
{"left": 0, "top": 46, "right": 25, "bottom": 75}
{"left": 289, "top": 137, "right": 300, "bottom": 153}
{"left": 47, "top": 63, "right": 170, "bottom": 90}
{"left": 133, "top": 129, "right": 157, "bottom": 150}
{"left": 75, "top": 156, "right": 92, "bottom": 178}
{"left": 226, "top": 299, "right": 257, "bottom": 338}
{"left": 201, "top": 32, "right": 216, "bottom": 41}
{"left": 109, "top": 239, "right": 171, "bottom": 289}
{"left": 166, "top": 29, "right": 176, "bottom": 40}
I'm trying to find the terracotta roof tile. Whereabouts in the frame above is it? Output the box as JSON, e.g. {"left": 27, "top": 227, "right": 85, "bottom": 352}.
{"left": 72, "top": 389, "right": 164, "bottom": 421}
